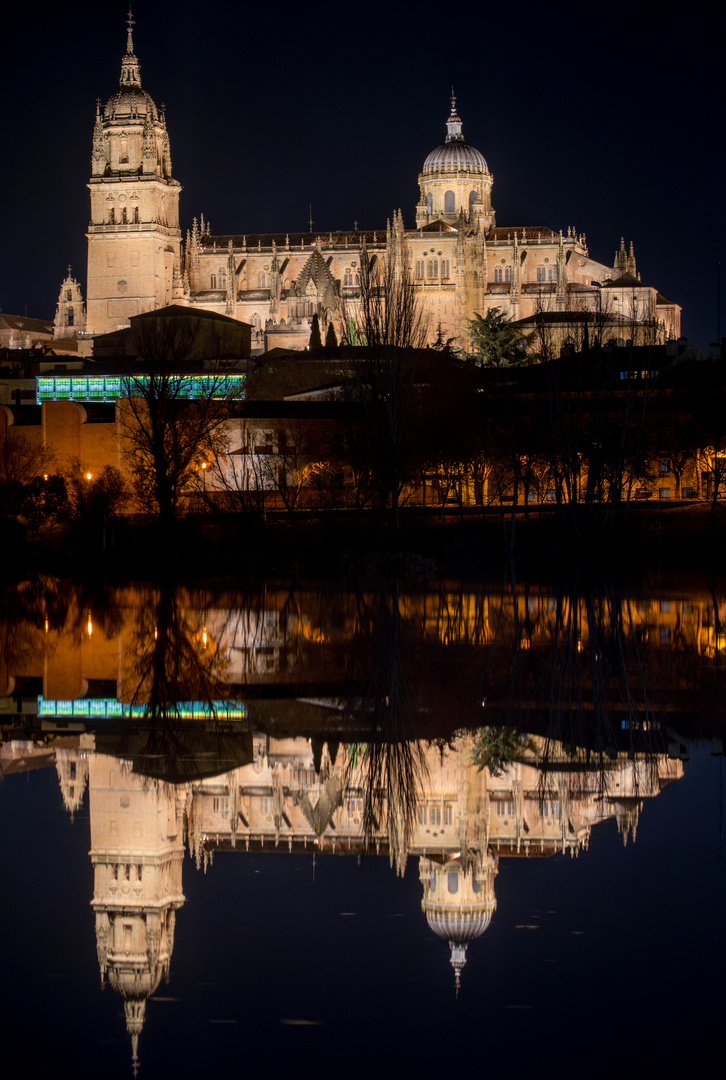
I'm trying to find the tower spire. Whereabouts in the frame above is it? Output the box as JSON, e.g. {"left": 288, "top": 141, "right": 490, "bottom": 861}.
{"left": 445, "top": 90, "right": 464, "bottom": 143}
{"left": 120, "top": 10, "right": 141, "bottom": 88}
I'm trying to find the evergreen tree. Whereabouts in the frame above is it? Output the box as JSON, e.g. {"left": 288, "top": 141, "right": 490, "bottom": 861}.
{"left": 308, "top": 313, "right": 322, "bottom": 349}
{"left": 325, "top": 322, "right": 338, "bottom": 349}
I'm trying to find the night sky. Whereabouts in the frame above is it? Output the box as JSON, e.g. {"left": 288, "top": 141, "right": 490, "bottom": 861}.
{"left": 3, "top": 2, "right": 723, "bottom": 349}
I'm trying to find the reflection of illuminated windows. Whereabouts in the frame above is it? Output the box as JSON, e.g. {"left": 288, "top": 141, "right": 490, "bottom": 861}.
{"left": 447, "top": 872, "right": 459, "bottom": 894}
{"left": 661, "top": 626, "right": 672, "bottom": 643}
{"left": 444, "top": 803, "right": 453, "bottom": 826}
{"left": 430, "top": 804, "right": 441, "bottom": 826}
{"left": 260, "top": 797, "right": 271, "bottom": 815}
{"left": 495, "top": 800, "right": 514, "bottom": 817}
{"left": 213, "top": 797, "right": 229, "bottom": 816}
{"left": 418, "top": 805, "right": 427, "bottom": 825}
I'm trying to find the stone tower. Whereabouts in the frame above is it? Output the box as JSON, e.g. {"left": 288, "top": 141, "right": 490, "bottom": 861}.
{"left": 86, "top": 15, "right": 182, "bottom": 335}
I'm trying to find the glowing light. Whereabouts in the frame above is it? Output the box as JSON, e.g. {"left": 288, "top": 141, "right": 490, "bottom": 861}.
{"left": 43, "top": 473, "right": 48, "bottom": 481}
{"left": 44, "top": 617, "right": 49, "bottom": 634}
{"left": 202, "top": 626, "right": 208, "bottom": 648}
{"left": 87, "top": 611, "right": 93, "bottom": 636}
{"left": 86, "top": 472, "right": 92, "bottom": 481}
{"left": 154, "top": 626, "right": 158, "bottom": 640}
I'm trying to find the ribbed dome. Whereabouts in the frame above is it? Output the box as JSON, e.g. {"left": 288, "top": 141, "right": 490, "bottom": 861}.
{"left": 425, "top": 907, "right": 494, "bottom": 942}
{"left": 421, "top": 95, "right": 488, "bottom": 176}
{"left": 422, "top": 141, "right": 488, "bottom": 174}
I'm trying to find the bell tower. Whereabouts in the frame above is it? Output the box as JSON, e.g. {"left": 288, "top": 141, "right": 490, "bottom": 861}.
{"left": 86, "top": 14, "right": 182, "bottom": 335}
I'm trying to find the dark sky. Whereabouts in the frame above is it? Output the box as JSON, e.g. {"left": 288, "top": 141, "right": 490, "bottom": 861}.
{"left": 3, "top": 2, "right": 723, "bottom": 349}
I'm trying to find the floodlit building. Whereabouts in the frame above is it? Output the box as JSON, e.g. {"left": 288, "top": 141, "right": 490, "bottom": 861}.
{"left": 76, "top": 19, "right": 681, "bottom": 351}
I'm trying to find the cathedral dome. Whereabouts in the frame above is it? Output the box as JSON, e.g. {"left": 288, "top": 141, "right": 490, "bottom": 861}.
{"left": 421, "top": 96, "right": 488, "bottom": 177}
{"left": 104, "top": 86, "right": 158, "bottom": 123}
{"left": 425, "top": 906, "right": 494, "bottom": 942}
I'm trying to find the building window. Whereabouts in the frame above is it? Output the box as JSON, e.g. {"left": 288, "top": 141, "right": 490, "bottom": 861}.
{"left": 441, "top": 259, "right": 450, "bottom": 279}
{"left": 415, "top": 259, "right": 424, "bottom": 279}
{"left": 210, "top": 273, "right": 217, "bottom": 289}
{"left": 344, "top": 268, "right": 353, "bottom": 286}
{"left": 66, "top": 289, "right": 72, "bottom": 302}
{"left": 258, "top": 272, "right": 270, "bottom": 289}
{"left": 109, "top": 208, "right": 115, "bottom": 225}
{"left": 66, "top": 307, "right": 74, "bottom": 326}
{"left": 219, "top": 268, "right": 227, "bottom": 290}
{"left": 430, "top": 804, "right": 441, "bottom": 826}
{"left": 447, "top": 872, "right": 459, "bottom": 895}
{"left": 428, "top": 258, "right": 438, "bottom": 279}
{"left": 473, "top": 271, "right": 478, "bottom": 288}
{"left": 536, "top": 265, "right": 545, "bottom": 282}
{"left": 133, "top": 207, "right": 139, "bottom": 223}
{"left": 121, "top": 208, "right": 127, "bottom": 224}
{"left": 426, "top": 192, "right": 433, "bottom": 214}
{"left": 548, "top": 266, "right": 557, "bottom": 282}
{"left": 659, "top": 457, "right": 671, "bottom": 474}
{"left": 494, "top": 267, "right": 503, "bottom": 283}
{"left": 444, "top": 190, "right": 455, "bottom": 213}
{"left": 444, "top": 803, "right": 453, "bottom": 825}
{"left": 469, "top": 189, "right": 477, "bottom": 209}
{"left": 418, "top": 804, "right": 427, "bottom": 825}
{"left": 505, "top": 266, "right": 511, "bottom": 282}
{"left": 119, "top": 138, "right": 128, "bottom": 163}
{"left": 659, "top": 487, "right": 671, "bottom": 500}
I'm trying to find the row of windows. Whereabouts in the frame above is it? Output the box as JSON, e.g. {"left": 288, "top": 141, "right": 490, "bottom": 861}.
{"left": 36, "top": 374, "right": 246, "bottom": 403}
{"left": 111, "top": 863, "right": 143, "bottom": 881}
{"left": 37, "top": 696, "right": 247, "bottom": 720}
{"left": 415, "top": 259, "right": 451, "bottom": 280}
{"left": 417, "top": 802, "right": 454, "bottom": 826}
{"left": 426, "top": 191, "right": 478, "bottom": 214}
{"left": 108, "top": 207, "right": 140, "bottom": 224}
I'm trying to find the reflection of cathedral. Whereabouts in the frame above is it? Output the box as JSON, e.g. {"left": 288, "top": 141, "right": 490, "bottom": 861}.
{"left": 76, "top": 19, "right": 681, "bottom": 348}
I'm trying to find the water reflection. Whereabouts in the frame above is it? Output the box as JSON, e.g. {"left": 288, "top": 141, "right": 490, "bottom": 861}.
{"left": 0, "top": 577, "right": 723, "bottom": 1071}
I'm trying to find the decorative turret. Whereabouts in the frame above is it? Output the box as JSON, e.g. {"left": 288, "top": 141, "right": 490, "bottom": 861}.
{"left": 416, "top": 93, "right": 494, "bottom": 230}
{"left": 53, "top": 267, "right": 87, "bottom": 339}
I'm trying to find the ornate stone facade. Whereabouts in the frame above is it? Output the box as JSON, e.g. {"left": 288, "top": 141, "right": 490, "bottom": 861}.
{"left": 83, "top": 21, "right": 681, "bottom": 352}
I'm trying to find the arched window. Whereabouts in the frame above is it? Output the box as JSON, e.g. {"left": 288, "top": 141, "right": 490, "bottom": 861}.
{"left": 210, "top": 273, "right": 217, "bottom": 289}
{"left": 441, "top": 259, "right": 450, "bottom": 279}
{"left": 119, "top": 138, "right": 128, "bottom": 164}
{"left": 505, "top": 266, "right": 511, "bottom": 282}
{"left": 444, "top": 190, "right": 455, "bottom": 213}
{"left": 447, "top": 872, "right": 459, "bottom": 895}
{"left": 469, "top": 190, "right": 477, "bottom": 209}
{"left": 548, "top": 266, "right": 557, "bottom": 282}
{"left": 536, "top": 265, "right": 546, "bottom": 282}
{"left": 219, "top": 267, "right": 227, "bottom": 290}
{"left": 428, "top": 258, "right": 438, "bottom": 279}
{"left": 426, "top": 192, "right": 433, "bottom": 215}
{"left": 355, "top": 271, "right": 360, "bottom": 285}
{"left": 66, "top": 289, "right": 72, "bottom": 302}
{"left": 121, "top": 207, "right": 127, "bottom": 224}
{"left": 133, "top": 207, "right": 139, "bottom": 223}
{"left": 109, "top": 208, "right": 115, "bottom": 225}
{"left": 344, "top": 268, "right": 353, "bottom": 286}
{"left": 494, "top": 266, "right": 503, "bottom": 283}
{"left": 257, "top": 272, "right": 270, "bottom": 289}
{"left": 67, "top": 307, "right": 74, "bottom": 327}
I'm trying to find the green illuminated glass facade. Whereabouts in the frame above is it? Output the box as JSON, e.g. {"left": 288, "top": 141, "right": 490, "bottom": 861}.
{"left": 36, "top": 374, "right": 246, "bottom": 404}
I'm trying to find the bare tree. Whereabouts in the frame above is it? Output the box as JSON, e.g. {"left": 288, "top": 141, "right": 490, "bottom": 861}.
{"left": 120, "top": 314, "right": 239, "bottom": 527}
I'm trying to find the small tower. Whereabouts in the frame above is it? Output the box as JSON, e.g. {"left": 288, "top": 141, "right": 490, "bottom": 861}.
{"left": 86, "top": 14, "right": 182, "bottom": 335}
{"left": 53, "top": 267, "right": 87, "bottom": 339}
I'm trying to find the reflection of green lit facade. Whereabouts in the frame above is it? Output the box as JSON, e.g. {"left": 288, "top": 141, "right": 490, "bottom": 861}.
{"left": 39, "top": 697, "right": 246, "bottom": 721}
{"left": 36, "top": 373, "right": 245, "bottom": 404}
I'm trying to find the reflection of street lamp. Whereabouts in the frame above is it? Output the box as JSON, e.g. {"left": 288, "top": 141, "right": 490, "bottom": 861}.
{"left": 86, "top": 472, "right": 92, "bottom": 481}
{"left": 201, "top": 461, "right": 207, "bottom": 497}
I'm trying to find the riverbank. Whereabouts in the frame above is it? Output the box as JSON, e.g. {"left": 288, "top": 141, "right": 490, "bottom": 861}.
{"left": 5, "top": 500, "right": 725, "bottom": 585}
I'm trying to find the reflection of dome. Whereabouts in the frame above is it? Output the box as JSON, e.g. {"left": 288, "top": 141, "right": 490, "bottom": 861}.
{"left": 420, "top": 853, "right": 498, "bottom": 993}
{"left": 421, "top": 96, "right": 489, "bottom": 177}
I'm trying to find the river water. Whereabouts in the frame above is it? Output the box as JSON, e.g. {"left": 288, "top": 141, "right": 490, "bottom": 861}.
{"left": 1, "top": 578, "right": 724, "bottom": 1077}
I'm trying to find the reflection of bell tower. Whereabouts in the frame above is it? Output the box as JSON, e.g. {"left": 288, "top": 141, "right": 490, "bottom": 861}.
{"left": 419, "top": 850, "right": 498, "bottom": 992}
{"left": 55, "top": 747, "right": 89, "bottom": 819}
{"left": 89, "top": 754, "right": 185, "bottom": 1072}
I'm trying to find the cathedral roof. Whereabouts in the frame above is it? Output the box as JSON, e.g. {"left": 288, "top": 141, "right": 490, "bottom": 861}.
{"left": 488, "top": 226, "right": 558, "bottom": 241}
{"left": 421, "top": 95, "right": 489, "bottom": 176}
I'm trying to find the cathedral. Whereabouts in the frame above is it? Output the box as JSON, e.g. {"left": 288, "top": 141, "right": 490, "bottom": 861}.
{"left": 75, "top": 19, "right": 681, "bottom": 352}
